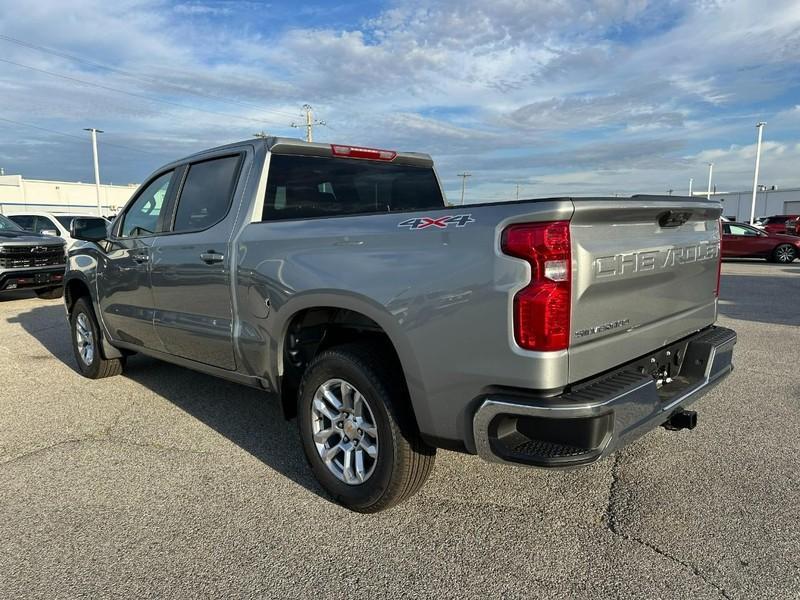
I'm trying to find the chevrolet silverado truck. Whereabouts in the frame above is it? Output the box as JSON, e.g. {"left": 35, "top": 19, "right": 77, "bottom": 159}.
{"left": 63, "top": 137, "right": 736, "bottom": 512}
{"left": 0, "top": 214, "right": 65, "bottom": 299}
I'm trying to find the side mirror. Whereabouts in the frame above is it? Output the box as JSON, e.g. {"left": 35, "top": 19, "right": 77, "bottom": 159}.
{"left": 40, "top": 229, "right": 59, "bottom": 237}
{"left": 71, "top": 217, "right": 108, "bottom": 242}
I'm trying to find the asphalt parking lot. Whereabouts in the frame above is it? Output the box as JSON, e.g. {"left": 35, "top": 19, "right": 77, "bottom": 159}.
{"left": 1, "top": 261, "right": 798, "bottom": 599}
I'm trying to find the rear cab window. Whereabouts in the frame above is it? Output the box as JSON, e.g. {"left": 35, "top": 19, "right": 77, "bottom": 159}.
{"left": 262, "top": 154, "right": 444, "bottom": 221}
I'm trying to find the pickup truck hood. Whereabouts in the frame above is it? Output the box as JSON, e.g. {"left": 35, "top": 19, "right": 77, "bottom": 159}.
{"left": 0, "top": 230, "right": 65, "bottom": 245}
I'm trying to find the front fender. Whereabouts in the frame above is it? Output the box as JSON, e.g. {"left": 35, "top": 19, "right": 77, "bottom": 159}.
{"left": 65, "top": 251, "right": 123, "bottom": 360}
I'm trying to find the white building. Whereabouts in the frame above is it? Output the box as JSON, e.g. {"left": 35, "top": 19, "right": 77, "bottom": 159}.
{"left": 705, "top": 187, "right": 800, "bottom": 220}
{"left": 0, "top": 174, "right": 139, "bottom": 217}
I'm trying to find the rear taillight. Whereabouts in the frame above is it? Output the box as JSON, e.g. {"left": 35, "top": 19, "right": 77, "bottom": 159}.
{"left": 715, "top": 219, "right": 722, "bottom": 297}
{"left": 501, "top": 221, "right": 571, "bottom": 352}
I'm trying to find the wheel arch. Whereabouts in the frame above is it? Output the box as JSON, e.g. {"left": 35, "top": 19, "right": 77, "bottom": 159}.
{"left": 64, "top": 274, "right": 123, "bottom": 360}
{"left": 274, "top": 292, "right": 429, "bottom": 431}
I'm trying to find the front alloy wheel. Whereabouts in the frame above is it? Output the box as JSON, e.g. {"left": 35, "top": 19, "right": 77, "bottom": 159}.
{"left": 69, "top": 297, "right": 125, "bottom": 379}
{"left": 311, "top": 378, "right": 379, "bottom": 485}
{"left": 75, "top": 312, "right": 95, "bottom": 366}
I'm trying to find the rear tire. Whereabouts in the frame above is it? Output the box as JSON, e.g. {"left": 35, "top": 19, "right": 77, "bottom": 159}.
{"left": 771, "top": 243, "right": 797, "bottom": 263}
{"left": 297, "top": 343, "right": 436, "bottom": 512}
{"left": 35, "top": 286, "right": 63, "bottom": 299}
{"left": 69, "top": 297, "right": 125, "bottom": 379}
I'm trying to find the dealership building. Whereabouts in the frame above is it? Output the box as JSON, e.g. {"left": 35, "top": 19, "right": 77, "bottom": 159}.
{"left": 0, "top": 173, "right": 138, "bottom": 217}
{"left": 707, "top": 186, "right": 800, "bottom": 220}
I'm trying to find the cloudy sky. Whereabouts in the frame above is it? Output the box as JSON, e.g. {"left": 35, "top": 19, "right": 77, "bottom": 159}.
{"left": 2, "top": 0, "right": 800, "bottom": 203}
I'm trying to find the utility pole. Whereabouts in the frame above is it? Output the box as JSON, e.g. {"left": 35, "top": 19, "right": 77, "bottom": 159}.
{"left": 688, "top": 178, "right": 693, "bottom": 196}
{"left": 749, "top": 122, "right": 767, "bottom": 225}
{"left": 706, "top": 162, "right": 714, "bottom": 200}
{"left": 84, "top": 128, "right": 104, "bottom": 216}
{"left": 515, "top": 183, "right": 520, "bottom": 201}
{"left": 291, "top": 104, "right": 325, "bottom": 143}
{"left": 458, "top": 172, "right": 472, "bottom": 205}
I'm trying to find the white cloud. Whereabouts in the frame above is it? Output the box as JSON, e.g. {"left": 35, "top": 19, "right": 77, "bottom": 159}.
{"left": 1, "top": 0, "right": 800, "bottom": 200}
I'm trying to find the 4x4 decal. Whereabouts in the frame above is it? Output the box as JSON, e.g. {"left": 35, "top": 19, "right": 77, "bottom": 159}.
{"left": 398, "top": 214, "right": 475, "bottom": 230}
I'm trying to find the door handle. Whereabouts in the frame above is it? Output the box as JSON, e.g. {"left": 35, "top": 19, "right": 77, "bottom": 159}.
{"left": 200, "top": 251, "right": 225, "bottom": 265}
{"left": 132, "top": 253, "right": 149, "bottom": 264}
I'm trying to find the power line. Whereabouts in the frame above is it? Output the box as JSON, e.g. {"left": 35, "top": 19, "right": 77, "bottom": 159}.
{"left": 0, "top": 34, "right": 300, "bottom": 121}
{"left": 0, "top": 116, "right": 156, "bottom": 155}
{"left": 0, "top": 57, "right": 286, "bottom": 128}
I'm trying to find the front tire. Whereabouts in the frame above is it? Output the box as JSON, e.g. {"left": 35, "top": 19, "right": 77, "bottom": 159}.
{"left": 297, "top": 343, "right": 436, "bottom": 512}
{"left": 772, "top": 243, "right": 797, "bottom": 263}
{"left": 35, "top": 286, "right": 63, "bottom": 299}
{"left": 69, "top": 297, "right": 125, "bottom": 379}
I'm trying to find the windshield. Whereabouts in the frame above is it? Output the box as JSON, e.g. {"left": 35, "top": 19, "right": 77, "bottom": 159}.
{"left": 0, "top": 215, "right": 24, "bottom": 231}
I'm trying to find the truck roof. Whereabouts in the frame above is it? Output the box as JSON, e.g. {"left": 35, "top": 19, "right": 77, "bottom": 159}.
{"left": 174, "top": 136, "right": 434, "bottom": 169}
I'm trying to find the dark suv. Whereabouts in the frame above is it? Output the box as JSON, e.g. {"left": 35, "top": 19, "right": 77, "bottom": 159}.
{"left": 0, "top": 214, "right": 66, "bottom": 299}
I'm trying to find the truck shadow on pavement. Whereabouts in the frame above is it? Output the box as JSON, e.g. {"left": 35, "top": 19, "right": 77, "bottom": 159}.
{"left": 6, "top": 303, "right": 329, "bottom": 503}
{"left": 718, "top": 274, "right": 800, "bottom": 326}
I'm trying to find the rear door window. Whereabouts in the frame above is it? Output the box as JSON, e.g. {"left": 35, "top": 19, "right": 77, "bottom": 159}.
{"left": 262, "top": 155, "right": 443, "bottom": 221}
{"left": 171, "top": 155, "right": 241, "bottom": 233}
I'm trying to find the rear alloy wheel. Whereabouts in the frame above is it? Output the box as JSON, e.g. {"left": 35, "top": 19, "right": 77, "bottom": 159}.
{"left": 772, "top": 243, "right": 797, "bottom": 263}
{"left": 310, "top": 378, "right": 380, "bottom": 485}
{"left": 297, "top": 343, "right": 436, "bottom": 512}
{"left": 69, "top": 297, "right": 125, "bottom": 379}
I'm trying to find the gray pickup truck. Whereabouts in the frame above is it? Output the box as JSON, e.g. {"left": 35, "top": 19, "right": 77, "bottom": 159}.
{"left": 63, "top": 137, "right": 736, "bottom": 512}
{"left": 0, "top": 214, "right": 65, "bottom": 299}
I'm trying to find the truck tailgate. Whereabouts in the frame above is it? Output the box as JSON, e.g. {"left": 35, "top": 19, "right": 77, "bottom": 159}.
{"left": 568, "top": 197, "right": 721, "bottom": 383}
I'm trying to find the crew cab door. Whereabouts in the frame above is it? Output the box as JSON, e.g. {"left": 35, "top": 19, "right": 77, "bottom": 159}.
{"left": 149, "top": 152, "right": 245, "bottom": 370}
{"left": 97, "top": 169, "right": 178, "bottom": 349}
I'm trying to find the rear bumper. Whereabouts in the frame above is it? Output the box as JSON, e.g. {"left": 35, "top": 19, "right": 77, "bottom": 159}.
{"left": 473, "top": 325, "right": 737, "bottom": 468}
{"left": 0, "top": 266, "right": 65, "bottom": 291}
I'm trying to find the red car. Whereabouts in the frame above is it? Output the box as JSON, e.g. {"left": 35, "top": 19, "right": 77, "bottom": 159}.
{"left": 757, "top": 214, "right": 800, "bottom": 234}
{"left": 722, "top": 222, "right": 800, "bottom": 263}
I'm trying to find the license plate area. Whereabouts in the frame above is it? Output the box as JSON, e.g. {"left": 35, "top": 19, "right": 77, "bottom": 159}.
{"left": 35, "top": 272, "right": 50, "bottom": 284}
{"left": 629, "top": 339, "right": 693, "bottom": 398}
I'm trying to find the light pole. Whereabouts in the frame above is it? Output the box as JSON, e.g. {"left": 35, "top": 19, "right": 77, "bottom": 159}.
{"left": 688, "top": 178, "right": 693, "bottom": 196}
{"left": 84, "top": 128, "right": 104, "bottom": 216}
{"left": 749, "top": 122, "right": 767, "bottom": 225}
{"left": 706, "top": 162, "right": 714, "bottom": 200}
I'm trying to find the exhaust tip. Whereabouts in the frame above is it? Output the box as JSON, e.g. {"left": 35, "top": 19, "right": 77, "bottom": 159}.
{"left": 662, "top": 410, "right": 698, "bottom": 431}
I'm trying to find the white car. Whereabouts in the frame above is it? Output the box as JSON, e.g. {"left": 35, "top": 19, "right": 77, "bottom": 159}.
{"left": 5, "top": 212, "right": 110, "bottom": 250}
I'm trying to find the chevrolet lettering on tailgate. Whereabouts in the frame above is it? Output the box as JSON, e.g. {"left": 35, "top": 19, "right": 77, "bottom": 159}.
{"left": 594, "top": 241, "right": 720, "bottom": 279}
